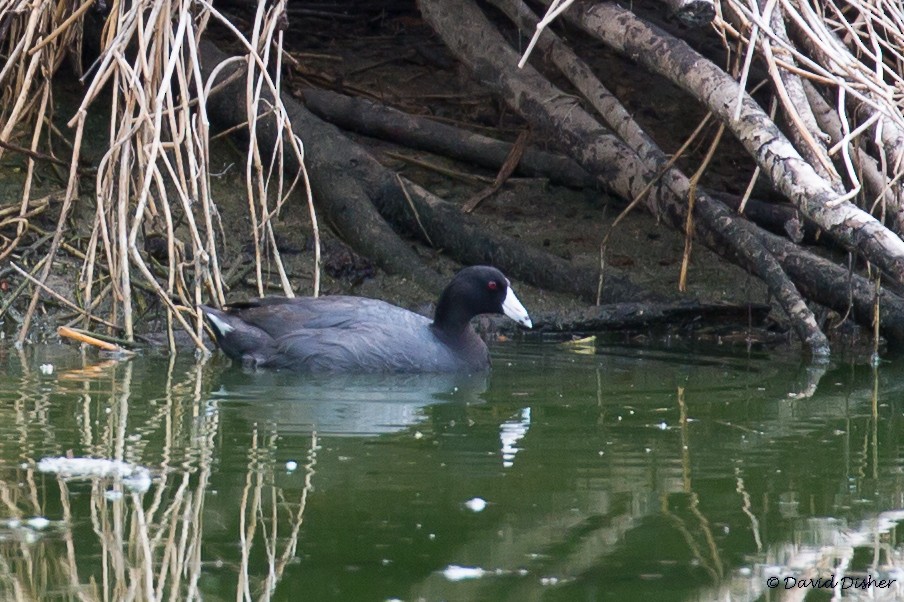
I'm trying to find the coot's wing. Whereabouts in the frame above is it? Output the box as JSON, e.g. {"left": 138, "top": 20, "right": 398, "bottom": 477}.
{"left": 225, "top": 296, "right": 414, "bottom": 337}
{"left": 263, "top": 314, "right": 473, "bottom": 373}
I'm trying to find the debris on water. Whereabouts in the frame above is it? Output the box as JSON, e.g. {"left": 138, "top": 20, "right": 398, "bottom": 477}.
{"left": 443, "top": 565, "right": 487, "bottom": 581}
{"left": 37, "top": 457, "right": 152, "bottom": 493}
{"left": 104, "top": 490, "right": 123, "bottom": 501}
{"left": 123, "top": 472, "right": 152, "bottom": 494}
{"left": 442, "top": 565, "right": 521, "bottom": 581}
{"left": 464, "top": 497, "right": 487, "bottom": 512}
{"left": 0, "top": 516, "right": 55, "bottom": 542}
{"left": 285, "top": 460, "right": 299, "bottom": 472}
{"left": 39, "top": 364, "right": 54, "bottom": 375}
{"left": 25, "top": 517, "right": 50, "bottom": 530}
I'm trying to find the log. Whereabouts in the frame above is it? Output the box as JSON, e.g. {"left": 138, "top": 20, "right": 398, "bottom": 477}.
{"left": 300, "top": 87, "right": 597, "bottom": 189}
{"left": 706, "top": 190, "right": 819, "bottom": 242}
{"left": 532, "top": 301, "right": 771, "bottom": 332}
{"left": 756, "top": 229, "right": 904, "bottom": 346}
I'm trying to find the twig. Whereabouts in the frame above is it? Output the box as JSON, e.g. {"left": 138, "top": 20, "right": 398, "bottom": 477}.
{"left": 57, "top": 326, "right": 134, "bottom": 354}
{"left": 517, "top": 0, "right": 575, "bottom": 68}
{"left": 462, "top": 128, "right": 530, "bottom": 213}
{"left": 11, "top": 261, "right": 120, "bottom": 330}
{"left": 396, "top": 175, "right": 435, "bottom": 247}
{"left": 0, "top": 138, "right": 82, "bottom": 170}
{"left": 384, "top": 150, "right": 493, "bottom": 185}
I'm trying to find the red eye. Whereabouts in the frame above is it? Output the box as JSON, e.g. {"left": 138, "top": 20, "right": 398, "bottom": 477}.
{"left": 488, "top": 281, "right": 498, "bottom": 290}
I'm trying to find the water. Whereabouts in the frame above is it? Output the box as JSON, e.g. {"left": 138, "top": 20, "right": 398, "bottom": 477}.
{"left": 2, "top": 340, "right": 904, "bottom": 601}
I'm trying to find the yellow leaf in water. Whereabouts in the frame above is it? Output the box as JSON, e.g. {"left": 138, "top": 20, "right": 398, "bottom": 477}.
{"left": 560, "top": 335, "right": 596, "bottom": 354}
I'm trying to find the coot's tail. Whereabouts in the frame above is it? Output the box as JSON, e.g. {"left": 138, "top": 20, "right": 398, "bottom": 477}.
{"left": 200, "top": 305, "right": 275, "bottom": 367}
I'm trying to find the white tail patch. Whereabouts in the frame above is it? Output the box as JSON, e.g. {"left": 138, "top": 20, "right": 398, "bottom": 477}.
{"left": 206, "top": 312, "right": 235, "bottom": 335}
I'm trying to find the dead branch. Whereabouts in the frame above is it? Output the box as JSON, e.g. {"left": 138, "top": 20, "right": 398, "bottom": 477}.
{"left": 199, "top": 40, "right": 447, "bottom": 296}
{"left": 532, "top": 300, "right": 770, "bottom": 333}
{"left": 300, "top": 87, "right": 596, "bottom": 189}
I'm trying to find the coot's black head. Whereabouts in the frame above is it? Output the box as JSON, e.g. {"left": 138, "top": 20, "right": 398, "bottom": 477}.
{"left": 432, "top": 266, "right": 532, "bottom": 335}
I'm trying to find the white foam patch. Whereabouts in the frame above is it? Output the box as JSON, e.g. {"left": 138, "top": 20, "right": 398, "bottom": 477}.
{"left": 38, "top": 457, "right": 152, "bottom": 493}
{"left": 464, "top": 497, "right": 487, "bottom": 512}
{"left": 206, "top": 312, "right": 235, "bottom": 334}
{"left": 443, "top": 565, "right": 487, "bottom": 581}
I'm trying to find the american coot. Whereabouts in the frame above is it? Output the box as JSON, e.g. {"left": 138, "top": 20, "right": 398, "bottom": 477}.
{"left": 200, "top": 265, "right": 532, "bottom": 372}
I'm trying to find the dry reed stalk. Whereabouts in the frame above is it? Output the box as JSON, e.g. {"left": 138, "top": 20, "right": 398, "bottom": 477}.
{"left": 261, "top": 432, "right": 317, "bottom": 595}
{"left": 0, "top": 0, "right": 320, "bottom": 351}
{"left": 718, "top": 0, "right": 904, "bottom": 215}
{"left": 57, "top": 325, "right": 124, "bottom": 352}
{"left": 678, "top": 123, "right": 726, "bottom": 292}
{"left": 596, "top": 113, "right": 714, "bottom": 304}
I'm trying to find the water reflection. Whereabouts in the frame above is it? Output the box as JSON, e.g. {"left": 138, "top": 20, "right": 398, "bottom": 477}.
{"left": 500, "top": 407, "right": 530, "bottom": 468}
{"left": 1, "top": 342, "right": 904, "bottom": 600}
{"left": 210, "top": 368, "right": 487, "bottom": 436}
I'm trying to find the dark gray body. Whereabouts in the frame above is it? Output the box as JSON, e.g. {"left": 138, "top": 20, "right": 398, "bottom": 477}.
{"left": 201, "top": 296, "right": 490, "bottom": 373}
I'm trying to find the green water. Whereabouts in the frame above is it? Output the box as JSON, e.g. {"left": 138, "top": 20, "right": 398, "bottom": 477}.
{"left": 1, "top": 340, "right": 904, "bottom": 601}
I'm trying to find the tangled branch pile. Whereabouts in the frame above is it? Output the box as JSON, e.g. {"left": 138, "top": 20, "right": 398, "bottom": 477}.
{"left": 0, "top": 0, "right": 317, "bottom": 352}
{"left": 415, "top": 0, "right": 904, "bottom": 354}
